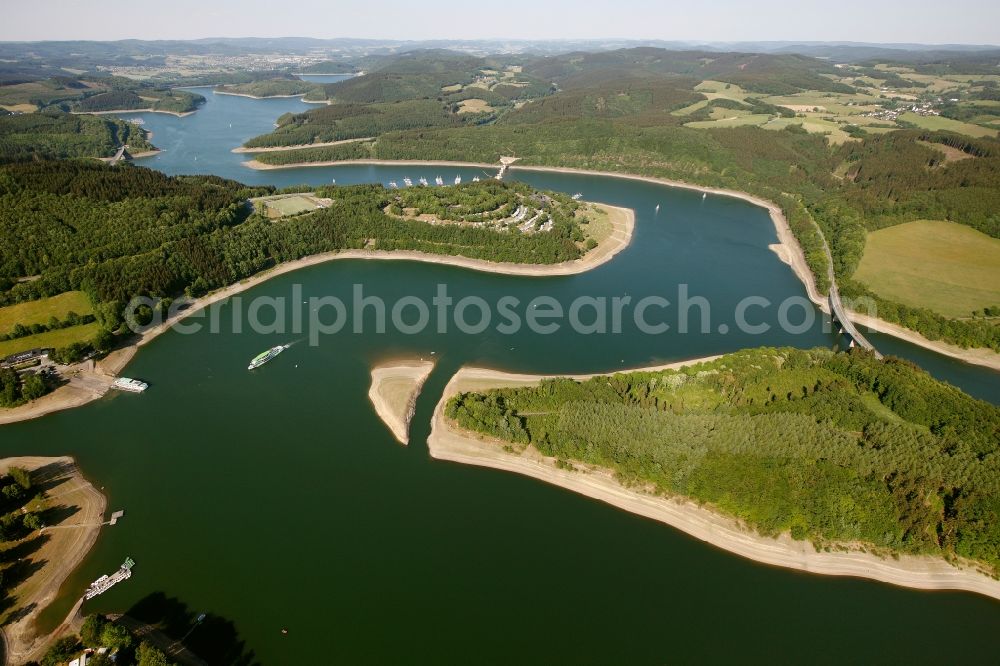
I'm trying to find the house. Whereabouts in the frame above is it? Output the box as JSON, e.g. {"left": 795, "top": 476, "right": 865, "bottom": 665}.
{"left": 0, "top": 348, "right": 51, "bottom": 368}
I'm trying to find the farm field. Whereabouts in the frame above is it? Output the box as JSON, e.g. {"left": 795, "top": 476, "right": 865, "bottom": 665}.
{"left": 853, "top": 220, "right": 1000, "bottom": 318}
{"left": 458, "top": 98, "right": 493, "bottom": 113}
{"left": 899, "top": 112, "right": 998, "bottom": 138}
{"left": 684, "top": 112, "right": 771, "bottom": 129}
{"left": 693, "top": 80, "right": 751, "bottom": 102}
{"left": 0, "top": 291, "right": 93, "bottom": 335}
{"left": 0, "top": 322, "right": 101, "bottom": 358}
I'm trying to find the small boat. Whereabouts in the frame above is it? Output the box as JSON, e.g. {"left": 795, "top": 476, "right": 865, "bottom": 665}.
{"left": 403, "top": 177, "right": 413, "bottom": 187}
{"left": 389, "top": 181, "right": 398, "bottom": 188}
{"left": 472, "top": 176, "right": 480, "bottom": 182}
{"left": 572, "top": 193, "right": 583, "bottom": 200}
{"left": 655, "top": 204, "right": 660, "bottom": 213}
{"left": 331, "top": 178, "right": 336, "bottom": 184}
{"left": 435, "top": 176, "right": 444, "bottom": 186}
{"left": 702, "top": 192, "right": 707, "bottom": 200}
{"left": 248, "top": 345, "right": 289, "bottom": 370}
{"left": 454, "top": 175, "right": 462, "bottom": 185}
{"left": 419, "top": 177, "right": 429, "bottom": 186}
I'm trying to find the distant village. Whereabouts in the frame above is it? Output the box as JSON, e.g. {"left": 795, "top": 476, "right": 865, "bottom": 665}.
{"left": 860, "top": 95, "right": 956, "bottom": 122}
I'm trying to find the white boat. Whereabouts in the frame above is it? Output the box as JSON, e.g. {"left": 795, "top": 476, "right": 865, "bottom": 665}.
{"left": 389, "top": 181, "right": 398, "bottom": 188}
{"left": 403, "top": 177, "right": 413, "bottom": 187}
{"left": 472, "top": 176, "right": 480, "bottom": 182}
{"left": 112, "top": 378, "right": 148, "bottom": 393}
{"left": 331, "top": 178, "right": 336, "bottom": 184}
{"left": 702, "top": 192, "right": 707, "bottom": 200}
{"left": 454, "top": 175, "right": 462, "bottom": 184}
{"left": 419, "top": 177, "right": 429, "bottom": 186}
{"left": 572, "top": 193, "right": 583, "bottom": 200}
{"left": 248, "top": 345, "right": 288, "bottom": 370}
{"left": 435, "top": 176, "right": 444, "bottom": 186}
{"left": 655, "top": 204, "right": 660, "bottom": 213}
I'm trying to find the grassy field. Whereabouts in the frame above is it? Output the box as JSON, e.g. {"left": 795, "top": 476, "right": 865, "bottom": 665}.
{"left": 693, "top": 80, "right": 751, "bottom": 102}
{"left": 0, "top": 291, "right": 92, "bottom": 335}
{"left": 0, "top": 322, "right": 101, "bottom": 358}
{"left": 457, "top": 98, "right": 494, "bottom": 114}
{"left": 900, "top": 112, "right": 998, "bottom": 139}
{"left": 255, "top": 194, "right": 326, "bottom": 219}
{"left": 854, "top": 220, "right": 1000, "bottom": 318}
{"left": 684, "top": 112, "right": 771, "bottom": 129}
{"left": 579, "top": 203, "right": 612, "bottom": 246}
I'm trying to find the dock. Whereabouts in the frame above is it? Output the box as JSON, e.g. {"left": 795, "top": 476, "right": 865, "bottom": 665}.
{"left": 496, "top": 156, "right": 518, "bottom": 180}
{"left": 84, "top": 558, "right": 135, "bottom": 600}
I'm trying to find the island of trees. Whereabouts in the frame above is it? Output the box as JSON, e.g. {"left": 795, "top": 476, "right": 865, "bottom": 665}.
{"left": 447, "top": 347, "right": 1000, "bottom": 575}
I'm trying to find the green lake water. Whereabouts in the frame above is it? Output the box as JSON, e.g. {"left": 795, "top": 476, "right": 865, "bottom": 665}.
{"left": 1, "top": 85, "right": 998, "bottom": 664}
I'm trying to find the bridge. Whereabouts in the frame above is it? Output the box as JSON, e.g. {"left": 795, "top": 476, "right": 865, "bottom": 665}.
{"left": 108, "top": 144, "right": 133, "bottom": 165}
{"left": 818, "top": 228, "right": 883, "bottom": 359}
{"left": 829, "top": 283, "right": 882, "bottom": 358}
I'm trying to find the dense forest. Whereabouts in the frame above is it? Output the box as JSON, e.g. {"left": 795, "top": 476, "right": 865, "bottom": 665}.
{"left": 0, "top": 111, "right": 154, "bottom": 163}
{"left": 447, "top": 347, "right": 1000, "bottom": 574}
{"left": 0, "top": 73, "right": 204, "bottom": 114}
{"left": 243, "top": 52, "right": 551, "bottom": 148}
{"left": 0, "top": 162, "right": 586, "bottom": 360}
{"left": 215, "top": 77, "right": 318, "bottom": 98}
{"left": 73, "top": 87, "right": 204, "bottom": 114}
{"left": 245, "top": 99, "right": 468, "bottom": 148}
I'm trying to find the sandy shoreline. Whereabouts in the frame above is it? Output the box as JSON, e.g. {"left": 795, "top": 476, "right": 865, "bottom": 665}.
{"left": 73, "top": 108, "right": 196, "bottom": 118}
{"left": 848, "top": 311, "right": 1000, "bottom": 371}
{"left": 368, "top": 359, "right": 436, "bottom": 444}
{"left": 428, "top": 364, "right": 1000, "bottom": 601}
{"left": 232, "top": 137, "right": 373, "bottom": 154}
{"left": 97, "top": 148, "right": 161, "bottom": 163}
{"left": 240, "top": 158, "right": 998, "bottom": 368}
{"left": 0, "top": 203, "right": 632, "bottom": 427}
{"left": 0, "top": 457, "right": 106, "bottom": 664}
{"left": 213, "top": 90, "right": 310, "bottom": 100}
{"left": 243, "top": 158, "right": 500, "bottom": 171}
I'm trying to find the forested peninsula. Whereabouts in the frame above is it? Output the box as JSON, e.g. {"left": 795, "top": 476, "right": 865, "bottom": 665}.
{"left": 0, "top": 161, "right": 608, "bottom": 371}
{"left": 444, "top": 347, "right": 1000, "bottom": 585}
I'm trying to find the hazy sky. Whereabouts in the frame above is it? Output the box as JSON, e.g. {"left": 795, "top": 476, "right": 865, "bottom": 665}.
{"left": 2, "top": 0, "right": 999, "bottom": 44}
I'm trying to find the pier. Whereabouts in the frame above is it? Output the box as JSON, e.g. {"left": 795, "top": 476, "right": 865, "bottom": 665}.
{"left": 496, "top": 156, "right": 518, "bottom": 180}
{"left": 84, "top": 557, "right": 135, "bottom": 600}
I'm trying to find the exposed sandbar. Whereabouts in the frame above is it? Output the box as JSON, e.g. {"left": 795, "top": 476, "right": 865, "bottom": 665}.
{"left": 368, "top": 359, "right": 436, "bottom": 444}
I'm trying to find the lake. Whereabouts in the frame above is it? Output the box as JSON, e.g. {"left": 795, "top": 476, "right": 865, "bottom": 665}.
{"left": 2, "top": 83, "right": 998, "bottom": 664}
